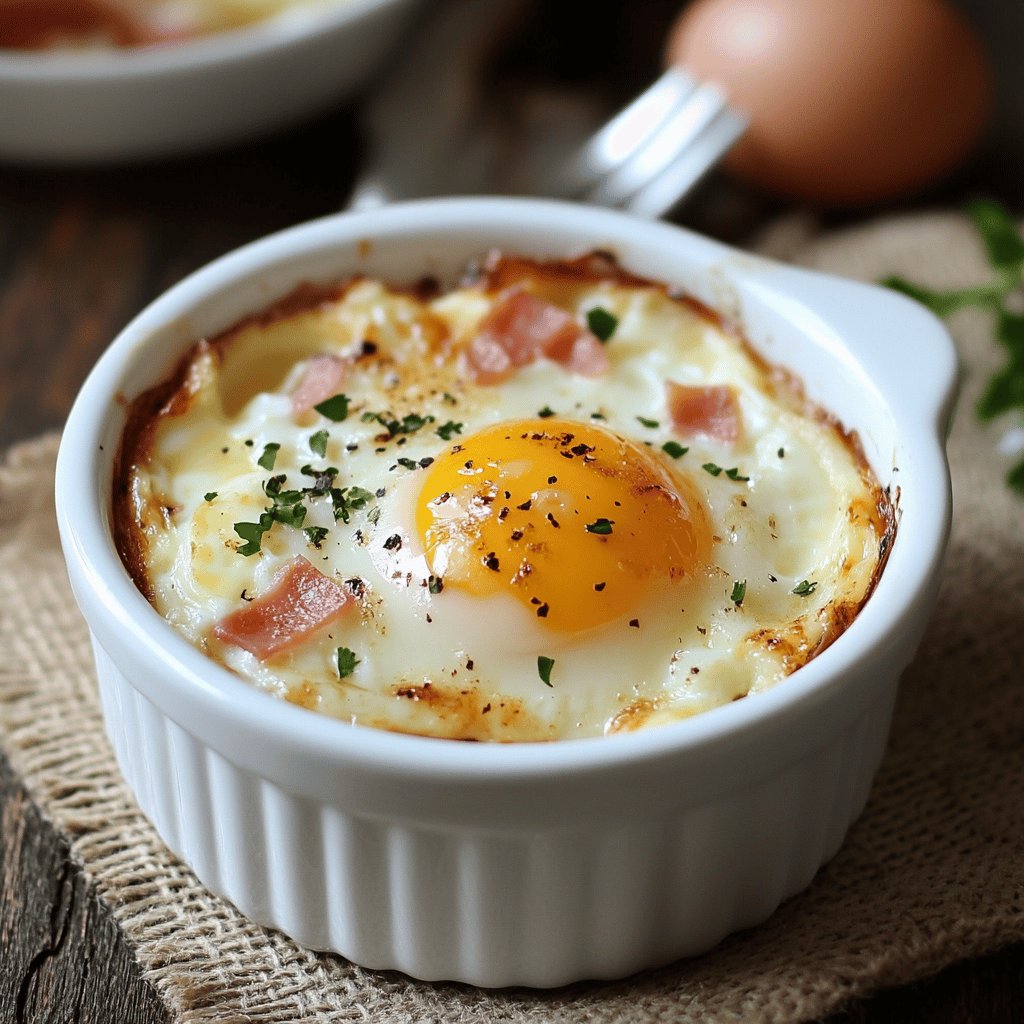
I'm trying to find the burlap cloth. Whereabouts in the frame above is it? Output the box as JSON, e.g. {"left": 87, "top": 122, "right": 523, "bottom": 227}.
{"left": 2, "top": 211, "right": 1023, "bottom": 1023}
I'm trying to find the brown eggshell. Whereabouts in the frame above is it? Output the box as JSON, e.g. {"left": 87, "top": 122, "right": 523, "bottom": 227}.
{"left": 667, "top": 0, "right": 993, "bottom": 205}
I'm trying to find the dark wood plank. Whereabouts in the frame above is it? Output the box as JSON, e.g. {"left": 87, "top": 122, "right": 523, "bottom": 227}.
{"left": 831, "top": 942, "right": 1024, "bottom": 1024}
{"left": 0, "top": 751, "right": 171, "bottom": 1024}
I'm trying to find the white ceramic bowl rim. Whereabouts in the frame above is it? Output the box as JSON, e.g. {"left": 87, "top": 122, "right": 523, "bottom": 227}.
{"left": 56, "top": 197, "right": 955, "bottom": 782}
{"left": 0, "top": 0, "right": 396, "bottom": 78}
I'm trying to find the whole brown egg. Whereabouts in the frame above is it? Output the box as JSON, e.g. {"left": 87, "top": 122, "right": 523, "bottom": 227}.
{"left": 667, "top": 0, "right": 993, "bottom": 205}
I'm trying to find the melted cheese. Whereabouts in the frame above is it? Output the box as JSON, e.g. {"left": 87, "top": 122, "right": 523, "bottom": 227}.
{"left": 118, "top": 255, "right": 891, "bottom": 741}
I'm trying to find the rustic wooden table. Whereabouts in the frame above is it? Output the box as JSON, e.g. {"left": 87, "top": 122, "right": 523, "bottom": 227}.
{"left": 2, "top": 3, "right": 1023, "bottom": 1020}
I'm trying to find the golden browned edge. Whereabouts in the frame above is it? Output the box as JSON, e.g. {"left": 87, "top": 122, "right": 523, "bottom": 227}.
{"left": 112, "top": 250, "right": 896, "bottom": 732}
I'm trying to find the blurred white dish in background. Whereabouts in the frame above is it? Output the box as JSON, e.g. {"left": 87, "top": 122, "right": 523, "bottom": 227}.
{"left": 0, "top": 0, "right": 362, "bottom": 49}
{"left": 0, "top": 0, "right": 423, "bottom": 164}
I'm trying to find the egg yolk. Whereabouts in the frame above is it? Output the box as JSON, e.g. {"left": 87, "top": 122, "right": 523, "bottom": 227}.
{"left": 415, "top": 419, "right": 712, "bottom": 633}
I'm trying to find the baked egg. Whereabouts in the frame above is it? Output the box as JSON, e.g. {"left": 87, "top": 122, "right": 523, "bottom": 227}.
{"left": 115, "top": 252, "right": 893, "bottom": 741}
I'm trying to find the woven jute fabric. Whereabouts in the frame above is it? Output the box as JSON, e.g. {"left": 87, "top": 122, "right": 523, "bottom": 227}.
{"left": 2, "top": 212, "right": 1023, "bottom": 1023}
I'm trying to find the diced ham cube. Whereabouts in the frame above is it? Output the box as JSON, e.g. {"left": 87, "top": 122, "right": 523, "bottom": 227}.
{"left": 465, "top": 331, "right": 515, "bottom": 386}
{"left": 290, "top": 354, "right": 347, "bottom": 418}
{"left": 559, "top": 333, "right": 610, "bottom": 378}
{"left": 213, "top": 557, "right": 351, "bottom": 659}
{"left": 666, "top": 381, "right": 741, "bottom": 445}
{"left": 466, "top": 290, "right": 608, "bottom": 384}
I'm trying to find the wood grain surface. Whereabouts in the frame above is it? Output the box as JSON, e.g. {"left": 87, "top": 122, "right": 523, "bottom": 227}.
{"left": 1, "top": 2, "right": 1023, "bottom": 1020}
{"left": 0, "top": 758, "right": 170, "bottom": 1024}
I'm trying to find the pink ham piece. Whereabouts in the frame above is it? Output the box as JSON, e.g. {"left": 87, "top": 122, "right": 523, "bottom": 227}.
{"left": 666, "top": 381, "right": 742, "bottom": 445}
{"left": 213, "top": 557, "right": 351, "bottom": 660}
{"left": 290, "top": 354, "right": 347, "bottom": 417}
{"left": 466, "top": 290, "right": 609, "bottom": 384}
{"left": 558, "top": 333, "right": 611, "bottom": 378}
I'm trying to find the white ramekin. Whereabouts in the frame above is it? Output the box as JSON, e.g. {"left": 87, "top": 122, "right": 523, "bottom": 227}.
{"left": 0, "top": 0, "right": 421, "bottom": 163}
{"left": 55, "top": 198, "right": 956, "bottom": 987}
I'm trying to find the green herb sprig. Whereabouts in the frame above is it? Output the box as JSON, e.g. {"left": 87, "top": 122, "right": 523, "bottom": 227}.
{"left": 309, "top": 430, "right": 329, "bottom": 457}
{"left": 362, "top": 410, "right": 434, "bottom": 439}
{"left": 883, "top": 198, "right": 1024, "bottom": 494}
{"left": 336, "top": 646, "right": 360, "bottom": 679}
{"left": 257, "top": 442, "right": 280, "bottom": 470}
{"left": 586, "top": 306, "right": 618, "bottom": 342}
{"left": 233, "top": 462, "right": 378, "bottom": 555}
{"left": 537, "top": 655, "right": 555, "bottom": 687}
{"left": 314, "top": 394, "right": 351, "bottom": 422}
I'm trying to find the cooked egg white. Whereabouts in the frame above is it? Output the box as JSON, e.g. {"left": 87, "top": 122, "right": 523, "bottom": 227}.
{"left": 120, "top": 255, "right": 891, "bottom": 741}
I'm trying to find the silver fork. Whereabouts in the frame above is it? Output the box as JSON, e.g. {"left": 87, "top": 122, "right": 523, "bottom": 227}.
{"left": 552, "top": 67, "right": 747, "bottom": 218}
{"left": 347, "top": 0, "right": 747, "bottom": 219}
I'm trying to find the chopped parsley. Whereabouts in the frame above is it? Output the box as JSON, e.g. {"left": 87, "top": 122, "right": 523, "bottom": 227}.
{"left": 262, "top": 475, "right": 306, "bottom": 528}
{"left": 303, "top": 526, "right": 329, "bottom": 549}
{"left": 662, "top": 441, "right": 688, "bottom": 459}
{"left": 731, "top": 579, "right": 747, "bottom": 606}
{"left": 330, "top": 485, "right": 374, "bottom": 524}
{"left": 396, "top": 457, "right": 419, "bottom": 470}
{"left": 363, "top": 410, "right": 434, "bottom": 439}
{"left": 262, "top": 474, "right": 296, "bottom": 501}
{"left": 269, "top": 501, "right": 306, "bottom": 529}
{"left": 436, "top": 420, "right": 463, "bottom": 441}
{"left": 335, "top": 647, "right": 360, "bottom": 679}
{"left": 537, "top": 405, "right": 556, "bottom": 418}
{"left": 792, "top": 579, "right": 818, "bottom": 596}
{"left": 234, "top": 428, "right": 384, "bottom": 554}
{"left": 537, "top": 655, "right": 555, "bottom": 687}
{"left": 309, "top": 430, "right": 329, "bottom": 457}
{"left": 314, "top": 393, "right": 351, "bottom": 422}
{"left": 235, "top": 467, "right": 328, "bottom": 554}
{"left": 399, "top": 413, "right": 431, "bottom": 433}
{"left": 585, "top": 518, "right": 614, "bottom": 535}
{"left": 704, "top": 462, "right": 748, "bottom": 481}
{"left": 346, "top": 486, "right": 375, "bottom": 507}
{"left": 233, "top": 513, "right": 273, "bottom": 557}
{"left": 586, "top": 306, "right": 618, "bottom": 342}
{"left": 428, "top": 574, "right": 444, "bottom": 594}
{"left": 636, "top": 416, "right": 660, "bottom": 429}
{"left": 204, "top": 491, "right": 218, "bottom": 502}
{"left": 257, "top": 442, "right": 280, "bottom": 470}
{"left": 300, "top": 464, "right": 339, "bottom": 495}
